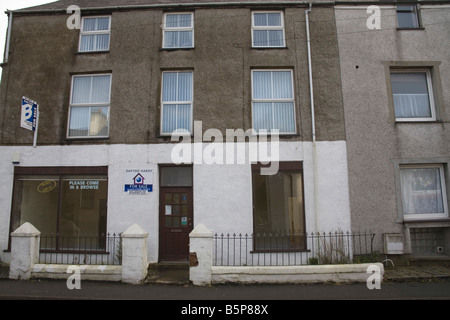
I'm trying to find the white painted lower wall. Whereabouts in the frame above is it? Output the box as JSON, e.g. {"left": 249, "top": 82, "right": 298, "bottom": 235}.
{"left": 211, "top": 263, "right": 384, "bottom": 284}
{"left": 31, "top": 264, "right": 122, "bottom": 281}
{"left": 0, "top": 141, "right": 351, "bottom": 264}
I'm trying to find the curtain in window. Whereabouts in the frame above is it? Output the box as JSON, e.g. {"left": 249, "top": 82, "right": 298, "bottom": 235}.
{"left": 69, "top": 75, "right": 111, "bottom": 137}
{"left": 164, "top": 14, "right": 193, "bottom": 48}
{"left": 253, "top": 30, "right": 284, "bottom": 47}
{"left": 80, "top": 17, "right": 110, "bottom": 52}
{"left": 72, "top": 76, "right": 110, "bottom": 104}
{"left": 252, "top": 71, "right": 295, "bottom": 133}
{"left": 164, "top": 31, "right": 193, "bottom": 48}
{"left": 391, "top": 72, "right": 431, "bottom": 118}
{"left": 166, "top": 14, "right": 192, "bottom": 28}
{"left": 400, "top": 167, "right": 445, "bottom": 214}
{"left": 162, "top": 72, "right": 193, "bottom": 134}
{"left": 253, "top": 12, "right": 284, "bottom": 47}
{"left": 69, "top": 107, "right": 90, "bottom": 137}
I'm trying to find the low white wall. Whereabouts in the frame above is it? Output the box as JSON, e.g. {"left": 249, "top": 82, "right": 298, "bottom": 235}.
{"left": 211, "top": 263, "right": 384, "bottom": 284}
{"left": 31, "top": 264, "right": 122, "bottom": 281}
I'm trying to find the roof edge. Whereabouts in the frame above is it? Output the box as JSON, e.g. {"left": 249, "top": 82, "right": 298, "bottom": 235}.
{"left": 11, "top": 1, "right": 319, "bottom": 14}
{"left": 9, "top": 0, "right": 450, "bottom": 14}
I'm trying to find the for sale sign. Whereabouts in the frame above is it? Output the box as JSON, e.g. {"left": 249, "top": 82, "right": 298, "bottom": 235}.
{"left": 21, "top": 97, "right": 38, "bottom": 131}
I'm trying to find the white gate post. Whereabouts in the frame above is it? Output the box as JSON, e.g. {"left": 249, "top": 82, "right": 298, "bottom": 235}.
{"left": 121, "top": 224, "right": 148, "bottom": 284}
{"left": 189, "top": 224, "right": 213, "bottom": 286}
{"left": 9, "top": 222, "right": 41, "bottom": 280}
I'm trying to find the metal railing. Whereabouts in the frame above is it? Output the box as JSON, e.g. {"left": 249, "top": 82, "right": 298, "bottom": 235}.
{"left": 213, "top": 231, "right": 376, "bottom": 266}
{"left": 39, "top": 233, "right": 122, "bottom": 265}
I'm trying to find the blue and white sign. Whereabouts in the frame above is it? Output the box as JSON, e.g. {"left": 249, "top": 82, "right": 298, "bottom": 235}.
{"left": 124, "top": 169, "right": 153, "bottom": 194}
{"left": 21, "top": 97, "right": 38, "bottom": 131}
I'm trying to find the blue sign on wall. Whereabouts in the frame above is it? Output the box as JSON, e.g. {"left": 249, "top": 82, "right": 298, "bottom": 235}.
{"left": 124, "top": 169, "right": 153, "bottom": 194}
{"left": 21, "top": 97, "right": 38, "bottom": 131}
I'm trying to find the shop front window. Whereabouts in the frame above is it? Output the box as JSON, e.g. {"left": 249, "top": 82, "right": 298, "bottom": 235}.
{"left": 10, "top": 167, "right": 108, "bottom": 250}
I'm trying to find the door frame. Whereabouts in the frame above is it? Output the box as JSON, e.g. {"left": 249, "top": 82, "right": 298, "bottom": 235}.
{"left": 158, "top": 164, "right": 194, "bottom": 262}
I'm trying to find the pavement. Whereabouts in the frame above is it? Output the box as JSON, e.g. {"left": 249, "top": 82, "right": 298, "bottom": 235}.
{"left": 1, "top": 262, "right": 450, "bottom": 304}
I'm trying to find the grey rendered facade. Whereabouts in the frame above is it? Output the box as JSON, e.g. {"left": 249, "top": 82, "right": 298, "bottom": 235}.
{"left": 335, "top": 2, "right": 450, "bottom": 262}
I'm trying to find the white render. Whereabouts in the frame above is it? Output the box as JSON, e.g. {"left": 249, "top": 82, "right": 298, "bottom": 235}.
{"left": 0, "top": 140, "right": 351, "bottom": 264}
{"left": 121, "top": 224, "right": 149, "bottom": 284}
{"left": 31, "top": 264, "right": 122, "bottom": 281}
{"left": 189, "top": 223, "right": 214, "bottom": 286}
{"left": 211, "top": 263, "right": 384, "bottom": 284}
{"left": 9, "top": 222, "right": 40, "bottom": 280}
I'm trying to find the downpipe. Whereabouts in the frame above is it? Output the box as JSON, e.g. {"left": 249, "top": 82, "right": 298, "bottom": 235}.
{"left": 305, "top": 3, "right": 320, "bottom": 231}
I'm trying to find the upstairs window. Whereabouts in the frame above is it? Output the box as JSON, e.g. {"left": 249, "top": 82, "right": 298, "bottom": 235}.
{"left": 252, "top": 11, "right": 285, "bottom": 47}
{"left": 161, "top": 71, "right": 193, "bottom": 135}
{"left": 390, "top": 70, "right": 436, "bottom": 121}
{"left": 252, "top": 70, "right": 296, "bottom": 134}
{"left": 163, "top": 13, "right": 194, "bottom": 48}
{"left": 396, "top": 5, "right": 420, "bottom": 29}
{"left": 79, "top": 16, "right": 111, "bottom": 52}
{"left": 68, "top": 74, "right": 111, "bottom": 138}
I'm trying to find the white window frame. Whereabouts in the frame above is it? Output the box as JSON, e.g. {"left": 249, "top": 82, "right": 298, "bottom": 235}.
{"left": 162, "top": 12, "right": 194, "bottom": 49}
{"left": 400, "top": 164, "right": 449, "bottom": 221}
{"left": 160, "top": 71, "right": 194, "bottom": 136}
{"left": 251, "top": 11, "right": 286, "bottom": 48}
{"left": 79, "top": 16, "right": 111, "bottom": 52}
{"left": 67, "top": 74, "right": 112, "bottom": 139}
{"left": 390, "top": 69, "right": 436, "bottom": 122}
{"left": 251, "top": 69, "right": 296, "bottom": 135}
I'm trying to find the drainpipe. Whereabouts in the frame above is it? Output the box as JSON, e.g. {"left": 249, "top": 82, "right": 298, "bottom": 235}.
{"left": 305, "top": 3, "right": 319, "bottom": 232}
{"left": 4, "top": 11, "right": 13, "bottom": 64}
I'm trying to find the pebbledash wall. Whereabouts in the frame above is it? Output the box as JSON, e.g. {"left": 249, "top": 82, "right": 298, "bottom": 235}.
{"left": 0, "top": 141, "right": 351, "bottom": 263}
{"left": 335, "top": 3, "right": 450, "bottom": 258}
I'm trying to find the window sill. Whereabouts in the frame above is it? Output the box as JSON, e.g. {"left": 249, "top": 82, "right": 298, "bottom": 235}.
{"left": 74, "top": 50, "right": 110, "bottom": 55}
{"left": 395, "top": 120, "right": 440, "bottom": 124}
{"left": 252, "top": 133, "right": 300, "bottom": 137}
{"left": 251, "top": 46, "right": 288, "bottom": 50}
{"left": 402, "top": 218, "right": 450, "bottom": 225}
{"left": 160, "top": 47, "right": 194, "bottom": 52}
{"left": 63, "top": 137, "right": 110, "bottom": 143}
{"left": 397, "top": 27, "right": 425, "bottom": 31}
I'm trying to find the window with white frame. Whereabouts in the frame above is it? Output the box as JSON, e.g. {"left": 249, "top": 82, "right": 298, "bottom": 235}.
{"left": 252, "top": 11, "right": 285, "bottom": 47}
{"left": 161, "top": 71, "right": 193, "bottom": 135}
{"left": 252, "top": 70, "right": 296, "bottom": 134}
{"left": 396, "top": 5, "right": 420, "bottom": 29}
{"left": 68, "top": 74, "right": 111, "bottom": 138}
{"left": 79, "top": 16, "right": 111, "bottom": 52}
{"left": 163, "top": 13, "right": 194, "bottom": 48}
{"left": 390, "top": 70, "right": 436, "bottom": 121}
{"left": 400, "top": 165, "right": 448, "bottom": 220}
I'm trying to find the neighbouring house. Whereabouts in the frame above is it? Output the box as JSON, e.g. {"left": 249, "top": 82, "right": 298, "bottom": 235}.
{"left": 335, "top": 2, "right": 450, "bottom": 263}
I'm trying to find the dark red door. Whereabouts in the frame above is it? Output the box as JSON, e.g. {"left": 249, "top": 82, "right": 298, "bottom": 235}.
{"left": 159, "top": 187, "right": 193, "bottom": 261}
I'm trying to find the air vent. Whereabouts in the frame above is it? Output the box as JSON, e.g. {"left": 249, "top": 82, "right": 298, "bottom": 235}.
{"left": 384, "top": 233, "right": 404, "bottom": 254}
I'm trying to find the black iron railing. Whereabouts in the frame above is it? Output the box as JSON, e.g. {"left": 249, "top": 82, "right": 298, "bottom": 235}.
{"left": 39, "top": 233, "right": 121, "bottom": 265}
{"left": 213, "top": 231, "right": 377, "bottom": 266}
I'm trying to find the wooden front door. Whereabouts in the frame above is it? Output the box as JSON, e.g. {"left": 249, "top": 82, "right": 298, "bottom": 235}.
{"left": 159, "top": 187, "right": 193, "bottom": 261}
